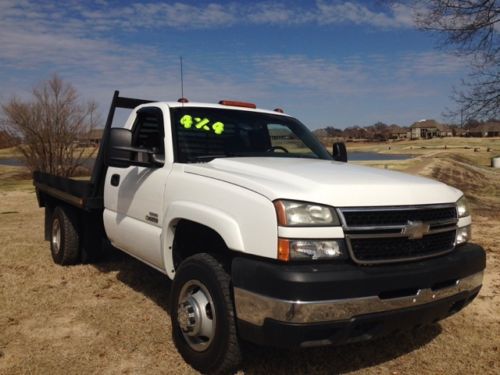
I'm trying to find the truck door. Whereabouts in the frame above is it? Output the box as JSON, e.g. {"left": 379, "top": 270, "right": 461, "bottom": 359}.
{"left": 104, "top": 106, "right": 171, "bottom": 269}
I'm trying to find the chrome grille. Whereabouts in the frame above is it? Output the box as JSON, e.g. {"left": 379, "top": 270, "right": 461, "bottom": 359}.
{"left": 339, "top": 204, "right": 458, "bottom": 265}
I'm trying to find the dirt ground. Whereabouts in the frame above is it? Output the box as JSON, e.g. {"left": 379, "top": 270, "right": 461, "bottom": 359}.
{"left": 1, "top": 143, "right": 499, "bottom": 374}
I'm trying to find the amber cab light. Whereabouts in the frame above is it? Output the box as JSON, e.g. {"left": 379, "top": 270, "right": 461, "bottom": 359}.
{"left": 274, "top": 108, "right": 284, "bottom": 113}
{"left": 219, "top": 100, "right": 256, "bottom": 109}
{"left": 177, "top": 97, "right": 189, "bottom": 103}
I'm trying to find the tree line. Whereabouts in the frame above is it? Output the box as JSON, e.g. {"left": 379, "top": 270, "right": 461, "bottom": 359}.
{"left": 314, "top": 119, "right": 499, "bottom": 141}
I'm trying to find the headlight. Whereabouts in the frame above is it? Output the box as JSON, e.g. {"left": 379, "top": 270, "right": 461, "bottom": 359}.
{"left": 274, "top": 200, "right": 340, "bottom": 226}
{"left": 278, "top": 239, "right": 347, "bottom": 261}
{"left": 456, "top": 195, "right": 470, "bottom": 218}
{"left": 456, "top": 225, "right": 471, "bottom": 245}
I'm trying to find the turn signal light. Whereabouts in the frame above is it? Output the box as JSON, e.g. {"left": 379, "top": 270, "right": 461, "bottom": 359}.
{"left": 278, "top": 238, "right": 290, "bottom": 261}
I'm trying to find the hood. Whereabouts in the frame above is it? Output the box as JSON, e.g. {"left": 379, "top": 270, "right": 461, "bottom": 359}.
{"left": 183, "top": 157, "right": 462, "bottom": 207}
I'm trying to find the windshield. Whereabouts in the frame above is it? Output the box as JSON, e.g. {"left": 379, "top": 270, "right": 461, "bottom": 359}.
{"left": 170, "top": 107, "right": 332, "bottom": 163}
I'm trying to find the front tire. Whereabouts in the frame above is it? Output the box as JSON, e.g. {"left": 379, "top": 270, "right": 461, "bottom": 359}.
{"left": 50, "top": 206, "right": 80, "bottom": 265}
{"left": 170, "top": 253, "right": 241, "bottom": 374}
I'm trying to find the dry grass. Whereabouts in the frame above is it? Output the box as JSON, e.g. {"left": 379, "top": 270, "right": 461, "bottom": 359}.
{"left": 0, "top": 146, "right": 97, "bottom": 159}
{"left": 0, "top": 145, "right": 499, "bottom": 374}
{"left": 0, "top": 166, "right": 33, "bottom": 192}
{"left": 347, "top": 137, "right": 500, "bottom": 168}
{"left": 0, "top": 147, "right": 21, "bottom": 159}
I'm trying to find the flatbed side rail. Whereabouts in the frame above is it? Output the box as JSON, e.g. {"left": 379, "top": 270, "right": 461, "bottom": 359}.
{"left": 35, "top": 181, "right": 85, "bottom": 208}
{"left": 33, "top": 170, "right": 93, "bottom": 209}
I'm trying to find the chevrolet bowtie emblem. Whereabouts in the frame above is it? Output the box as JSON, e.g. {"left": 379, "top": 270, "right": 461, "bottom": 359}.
{"left": 401, "top": 220, "right": 430, "bottom": 240}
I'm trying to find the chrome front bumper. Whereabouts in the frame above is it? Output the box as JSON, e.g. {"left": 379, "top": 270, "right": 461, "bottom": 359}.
{"left": 234, "top": 271, "right": 483, "bottom": 326}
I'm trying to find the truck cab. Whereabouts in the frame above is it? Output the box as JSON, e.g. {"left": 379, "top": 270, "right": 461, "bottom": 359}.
{"left": 34, "top": 92, "right": 486, "bottom": 374}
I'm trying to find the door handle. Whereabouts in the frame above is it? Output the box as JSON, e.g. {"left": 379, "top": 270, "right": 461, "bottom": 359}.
{"left": 110, "top": 174, "right": 120, "bottom": 186}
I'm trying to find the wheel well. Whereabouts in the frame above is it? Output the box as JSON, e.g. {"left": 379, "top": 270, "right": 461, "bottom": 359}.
{"left": 172, "top": 219, "right": 233, "bottom": 270}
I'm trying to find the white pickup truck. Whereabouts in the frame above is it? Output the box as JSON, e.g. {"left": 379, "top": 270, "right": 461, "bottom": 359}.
{"left": 34, "top": 92, "right": 486, "bottom": 374}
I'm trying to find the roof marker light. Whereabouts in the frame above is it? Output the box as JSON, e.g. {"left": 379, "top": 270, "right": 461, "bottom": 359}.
{"left": 178, "top": 97, "right": 189, "bottom": 103}
{"left": 274, "top": 108, "right": 284, "bottom": 113}
{"left": 219, "top": 100, "right": 256, "bottom": 109}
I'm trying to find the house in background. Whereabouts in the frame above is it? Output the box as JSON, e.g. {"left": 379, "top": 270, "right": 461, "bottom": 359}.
{"left": 78, "top": 129, "right": 103, "bottom": 147}
{"left": 390, "top": 127, "right": 411, "bottom": 140}
{"left": 453, "top": 128, "right": 469, "bottom": 137}
{"left": 468, "top": 122, "right": 500, "bottom": 137}
{"left": 410, "top": 119, "right": 452, "bottom": 139}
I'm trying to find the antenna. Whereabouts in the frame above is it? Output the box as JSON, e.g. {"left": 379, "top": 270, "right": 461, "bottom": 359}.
{"left": 180, "top": 56, "right": 184, "bottom": 101}
{"left": 177, "top": 56, "right": 189, "bottom": 104}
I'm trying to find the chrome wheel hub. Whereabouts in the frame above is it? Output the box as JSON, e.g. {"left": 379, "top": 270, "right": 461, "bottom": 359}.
{"left": 177, "top": 280, "right": 216, "bottom": 352}
{"left": 178, "top": 297, "right": 198, "bottom": 333}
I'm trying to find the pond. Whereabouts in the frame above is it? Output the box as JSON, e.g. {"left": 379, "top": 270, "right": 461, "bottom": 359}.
{"left": 0, "top": 158, "right": 24, "bottom": 166}
{"left": 347, "top": 151, "right": 412, "bottom": 161}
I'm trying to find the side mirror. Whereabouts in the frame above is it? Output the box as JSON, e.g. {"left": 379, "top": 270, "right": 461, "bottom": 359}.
{"left": 106, "top": 128, "right": 164, "bottom": 168}
{"left": 106, "top": 128, "right": 132, "bottom": 168}
{"left": 332, "top": 142, "right": 348, "bottom": 162}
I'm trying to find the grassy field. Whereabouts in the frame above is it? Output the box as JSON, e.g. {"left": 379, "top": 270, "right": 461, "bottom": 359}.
{"left": 0, "top": 139, "right": 499, "bottom": 374}
{"left": 0, "top": 146, "right": 98, "bottom": 163}
{"left": 0, "top": 147, "right": 21, "bottom": 159}
{"left": 348, "top": 137, "right": 500, "bottom": 167}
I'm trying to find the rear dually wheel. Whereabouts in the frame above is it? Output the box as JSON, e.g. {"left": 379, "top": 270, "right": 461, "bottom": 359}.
{"left": 50, "top": 206, "right": 80, "bottom": 265}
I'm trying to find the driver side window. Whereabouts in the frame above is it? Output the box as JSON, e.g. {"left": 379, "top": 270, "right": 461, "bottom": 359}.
{"left": 133, "top": 107, "right": 165, "bottom": 155}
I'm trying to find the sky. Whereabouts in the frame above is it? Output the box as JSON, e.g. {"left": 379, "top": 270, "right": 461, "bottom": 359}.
{"left": 0, "top": 0, "right": 472, "bottom": 129}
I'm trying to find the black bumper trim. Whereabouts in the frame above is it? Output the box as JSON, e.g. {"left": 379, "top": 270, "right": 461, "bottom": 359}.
{"left": 231, "top": 243, "right": 485, "bottom": 301}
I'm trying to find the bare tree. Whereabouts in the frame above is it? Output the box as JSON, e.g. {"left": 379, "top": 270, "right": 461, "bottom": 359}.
{"left": 406, "top": 0, "right": 499, "bottom": 120}
{"left": 0, "top": 129, "right": 19, "bottom": 148}
{"left": 1, "top": 75, "right": 99, "bottom": 176}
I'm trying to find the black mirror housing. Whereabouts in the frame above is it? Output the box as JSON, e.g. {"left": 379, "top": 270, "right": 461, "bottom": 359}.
{"left": 106, "top": 128, "right": 165, "bottom": 168}
{"left": 106, "top": 128, "right": 133, "bottom": 168}
{"left": 332, "top": 142, "right": 348, "bottom": 162}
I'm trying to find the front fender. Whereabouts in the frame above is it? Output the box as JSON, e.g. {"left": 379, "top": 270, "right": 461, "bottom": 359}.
{"left": 165, "top": 201, "right": 245, "bottom": 251}
{"left": 161, "top": 170, "right": 279, "bottom": 279}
